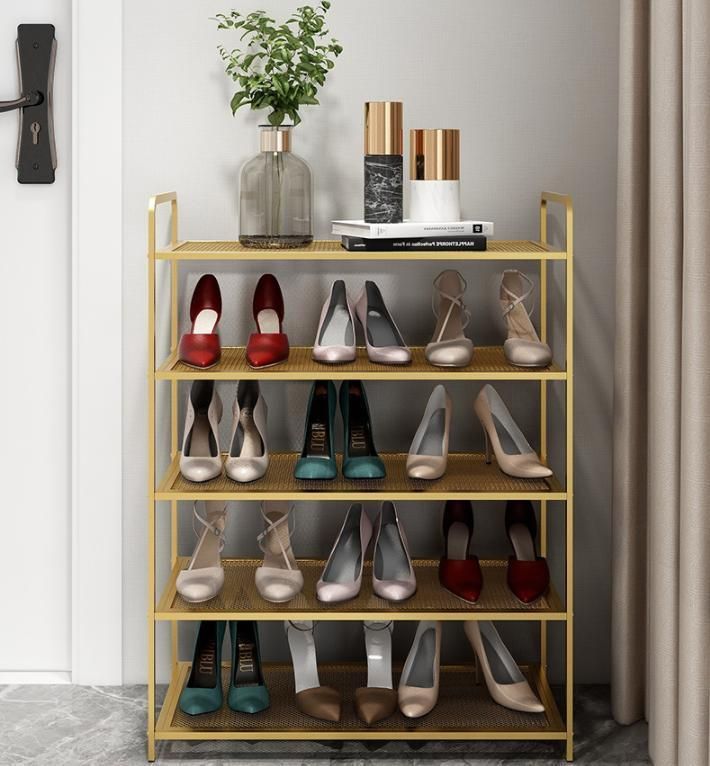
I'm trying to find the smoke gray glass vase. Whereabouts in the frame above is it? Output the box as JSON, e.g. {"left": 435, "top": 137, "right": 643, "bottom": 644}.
{"left": 239, "top": 125, "right": 313, "bottom": 249}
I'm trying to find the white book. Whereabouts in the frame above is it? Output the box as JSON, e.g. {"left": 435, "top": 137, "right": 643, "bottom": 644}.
{"left": 331, "top": 219, "right": 494, "bottom": 238}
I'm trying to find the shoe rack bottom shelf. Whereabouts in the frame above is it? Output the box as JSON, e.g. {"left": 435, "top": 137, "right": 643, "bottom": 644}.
{"left": 156, "top": 662, "right": 565, "bottom": 741}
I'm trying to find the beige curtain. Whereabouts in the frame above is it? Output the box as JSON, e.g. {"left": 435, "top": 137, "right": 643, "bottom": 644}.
{"left": 612, "top": 1, "right": 710, "bottom": 765}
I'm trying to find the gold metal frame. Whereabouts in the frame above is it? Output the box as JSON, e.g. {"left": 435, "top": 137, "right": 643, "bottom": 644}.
{"left": 146, "top": 192, "right": 574, "bottom": 761}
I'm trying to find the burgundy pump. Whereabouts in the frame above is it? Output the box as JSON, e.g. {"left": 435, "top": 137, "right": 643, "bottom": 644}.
{"left": 246, "top": 274, "right": 290, "bottom": 369}
{"left": 505, "top": 500, "right": 550, "bottom": 604}
{"left": 178, "top": 274, "right": 222, "bottom": 369}
{"left": 438, "top": 500, "right": 483, "bottom": 603}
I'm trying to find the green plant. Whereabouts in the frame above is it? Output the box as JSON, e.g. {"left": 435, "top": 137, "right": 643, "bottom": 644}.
{"left": 215, "top": 1, "right": 343, "bottom": 126}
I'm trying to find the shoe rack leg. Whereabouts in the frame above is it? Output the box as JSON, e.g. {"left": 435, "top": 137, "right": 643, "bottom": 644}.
{"left": 539, "top": 242, "right": 549, "bottom": 671}
{"left": 170, "top": 259, "right": 179, "bottom": 669}
{"left": 147, "top": 251, "right": 157, "bottom": 762}
{"left": 564, "top": 203, "right": 575, "bottom": 762}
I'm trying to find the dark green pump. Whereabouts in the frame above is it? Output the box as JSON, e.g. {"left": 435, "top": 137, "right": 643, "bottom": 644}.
{"left": 340, "top": 380, "right": 386, "bottom": 479}
{"left": 294, "top": 380, "right": 338, "bottom": 480}
{"left": 227, "top": 621, "right": 270, "bottom": 714}
{"left": 179, "top": 620, "right": 226, "bottom": 715}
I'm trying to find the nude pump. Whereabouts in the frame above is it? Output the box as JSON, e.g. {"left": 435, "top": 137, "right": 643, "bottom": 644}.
{"left": 407, "top": 384, "right": 452, "bottom": 480}
{"left": 180, "top": 380, "right": 223, "bottom": 483}
{"left": 398, "top": 620, "right": 441, "bottom": 718}
{"left": 465, "top": 621, "right": 544, "bottom": 713}
{"left": 225, "top": 380, "right": 268, "bottom": 483}
{"left": 474, "top": 384, "right": 552, "bottom": 479}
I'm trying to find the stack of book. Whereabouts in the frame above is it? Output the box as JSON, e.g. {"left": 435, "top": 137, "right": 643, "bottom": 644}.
{"left": 332, "top": 219, "right": 494, "bottom": 252}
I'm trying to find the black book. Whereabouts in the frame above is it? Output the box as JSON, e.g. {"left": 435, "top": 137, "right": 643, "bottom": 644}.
{"left": 340, "top": 234, "right": 487, "bottom": 252}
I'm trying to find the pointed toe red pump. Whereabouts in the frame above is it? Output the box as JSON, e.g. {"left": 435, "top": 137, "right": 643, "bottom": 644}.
{"left": 505, "top": 500, "right": 550, "bottom": 604}
{"left": 246, "top": 274, "right": 289, "bottom": 369}
{"left": 438, "top": 500, "right": 483, "bottom": 604}
{"left": 178, "top": 274, "right": 222, "bottom": 369}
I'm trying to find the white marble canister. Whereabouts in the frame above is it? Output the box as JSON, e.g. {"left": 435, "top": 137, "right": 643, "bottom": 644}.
{"left": 409, "top": 128, "right": 461, "bottom": 222}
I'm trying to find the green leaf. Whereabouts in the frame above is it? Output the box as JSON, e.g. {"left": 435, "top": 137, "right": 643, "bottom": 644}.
{"left": 268, "top": 109, "right": 285, "bottom": 125}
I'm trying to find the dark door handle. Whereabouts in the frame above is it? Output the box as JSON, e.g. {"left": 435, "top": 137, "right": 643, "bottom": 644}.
{"left": 0, "top": 91, "right": 41, "bottom": 113}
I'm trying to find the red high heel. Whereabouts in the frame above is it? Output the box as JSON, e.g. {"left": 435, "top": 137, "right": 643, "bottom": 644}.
{"left": 438, "top": 500, "right": 482, "bottom": 603}
{"left": 505, "top": 500, "right": 549, "bottom": 604}
{"left": 178, "top": 274, "right": 222, "bottom": 369}
{"left": 246, "top": 274, "right": 290, "bottom": 369}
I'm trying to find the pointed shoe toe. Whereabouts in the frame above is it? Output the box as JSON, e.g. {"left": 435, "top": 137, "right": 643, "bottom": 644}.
{"left": 507, "top": 557, "right": 549, "bottom": 603}
{"left": 246, "top": 333, "right": 289, "bottom": 368}
{"left": 343, "top": 456, "right": 386, "bottom": 480}
{"left": 179, "top": 686, "right": 223, "bottom": 716}
{"left": 355, "top": 687, "right": 397, "bottom": 725}
{"left": 498, "top": 681, "right": 546, "bottom": 714}
{"left": 294, "top": 456, "right": 338, "bottom": 480}
{"left": 398, "top": 689, "right": 436, "bottom": 718}
{"left": 316, "top": 580, "right": 361, "bottom": 603}
{"left": 296, "top": 686, "right": 342, "bottom": 722}
{"left": 406, "top": 455, "right": 446, "bottom": 481}
{"left": 178, "top": 334, "right": 221, "bottom": 369}
{"left": 372, "top": 579, "right": 416, "bottom": 602}
{"left": 439, "top": 557, "right": 483, "bottom": 604}
{"left": 228, "top": 686, "right": 270, "bottom": 714}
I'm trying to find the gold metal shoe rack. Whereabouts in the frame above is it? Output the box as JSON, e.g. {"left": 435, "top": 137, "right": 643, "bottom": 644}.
{"left": 147, "top": 191, "right": 574, "bottom": 761}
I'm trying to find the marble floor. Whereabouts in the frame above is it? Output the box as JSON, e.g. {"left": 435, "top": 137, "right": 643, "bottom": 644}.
{"left": 0, "top": 684, "right": 648, "bottom": 766}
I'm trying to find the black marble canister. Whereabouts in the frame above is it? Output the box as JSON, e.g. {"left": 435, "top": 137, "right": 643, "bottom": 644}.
{"left": 364, "top": 101, "right": 403, "bottom": 223}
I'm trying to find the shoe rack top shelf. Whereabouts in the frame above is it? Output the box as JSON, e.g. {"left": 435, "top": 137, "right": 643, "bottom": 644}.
{"left": 157, "top": 346, "right": 566, "bottom": 381}
{"left": 157, "top": 452, "right": 565, "bottom": 502}
{"left": 156, "top": 662, "right": 565, "bottom": 741}
{"left": 156, "top": 558, "right": 566, "bottom": 622}
{"left": 154, "top": 239, "right": 567, "bottom": 261}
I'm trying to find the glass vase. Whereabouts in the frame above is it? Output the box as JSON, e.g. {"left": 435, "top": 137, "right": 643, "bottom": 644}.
{"left": 238, "top": 125, "right": 313, "bottom": 248}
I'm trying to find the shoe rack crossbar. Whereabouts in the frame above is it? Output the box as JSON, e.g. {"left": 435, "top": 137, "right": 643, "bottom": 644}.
{"left": 146, "top": 191, "right": 574, "bottom": 761}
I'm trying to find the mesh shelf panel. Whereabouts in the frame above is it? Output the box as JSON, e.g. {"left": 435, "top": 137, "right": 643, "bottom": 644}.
{"left": 163, "top": 663, "right": 563, "bottom": 735}
{"left": 160, "top": 453, "right": 562, "bottom": 499}
{"left": 160, "top": 558, "right": 564, "bottom": 619}
{"left": 161, "top": 346, "right": 564, "bottom": 379}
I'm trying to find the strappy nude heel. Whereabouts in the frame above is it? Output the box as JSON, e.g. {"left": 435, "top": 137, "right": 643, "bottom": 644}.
{"left": 425, "top": 270, "right": 474, "bottom": 367}
{"left": 176, "top": 501, "right": 227, "bottom": 603}
{"left": 255, "top": 502, "right": 304, "bottom": 603}
{"left": 499, "top": 270, "right": 552, "bottom": 368}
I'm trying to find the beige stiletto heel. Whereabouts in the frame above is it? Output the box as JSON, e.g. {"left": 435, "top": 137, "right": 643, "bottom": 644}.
{"left": 474, "top": 384, "right": 551, "bottom": 479}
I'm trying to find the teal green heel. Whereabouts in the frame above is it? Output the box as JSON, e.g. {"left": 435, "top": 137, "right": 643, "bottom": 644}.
{"left": 340, "top": 380, "right": 386, "bottom": 479}
{"left": 228, "top": 621, "right": 270, "bottom": 714}
{"left": 179, "top": 620, "right": 226, "bottom": 715}
{"left": 294, "top": 381, "right": 338, "bottom": 479}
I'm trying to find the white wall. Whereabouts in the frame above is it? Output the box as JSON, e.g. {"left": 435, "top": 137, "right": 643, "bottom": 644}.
{"left": 0, "top": 3, "right": 71, "bottom": 677}
{"left": 123, "top": 0, "right": 618, "bottom": 683}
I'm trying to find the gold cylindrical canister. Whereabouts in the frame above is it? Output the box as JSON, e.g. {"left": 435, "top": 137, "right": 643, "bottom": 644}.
{"left": 410, "top": 128, "right": 460, "bottom": 180}
{"left": 364, "top": 101, "right": 403, "bottom": 155}
{"left": 260, "top": 126, "right": 291, "bottom": 152}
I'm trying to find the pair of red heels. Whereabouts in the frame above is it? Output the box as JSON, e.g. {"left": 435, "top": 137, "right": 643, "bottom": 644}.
{"left": 178, "top": 273, "right": 289, "bottom": 370}
{"left": 439, "top": 500, "right": 550, "bottom": 605}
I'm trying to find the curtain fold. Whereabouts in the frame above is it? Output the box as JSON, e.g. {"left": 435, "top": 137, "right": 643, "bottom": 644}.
{"left": 612, "top": 2, "right": 710, "bottom": 765}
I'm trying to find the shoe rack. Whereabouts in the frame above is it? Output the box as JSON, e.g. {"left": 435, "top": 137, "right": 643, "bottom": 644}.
{"left": 146, "top": 191, "right": 574, "bottom": 761}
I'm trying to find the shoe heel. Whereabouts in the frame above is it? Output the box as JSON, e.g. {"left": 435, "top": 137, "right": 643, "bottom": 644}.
{"left": 483, "top": 429, "right": 492, "bottom": 464}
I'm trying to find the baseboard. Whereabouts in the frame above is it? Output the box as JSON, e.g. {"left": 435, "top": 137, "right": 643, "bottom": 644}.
{"left": 0, "top": 671, "right": 71, "bottom": 685}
